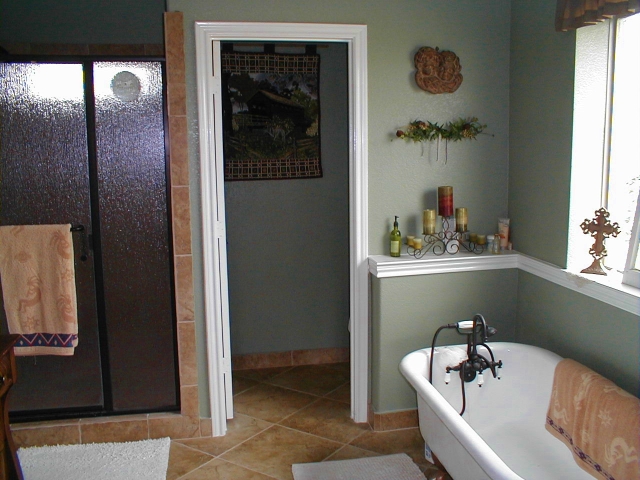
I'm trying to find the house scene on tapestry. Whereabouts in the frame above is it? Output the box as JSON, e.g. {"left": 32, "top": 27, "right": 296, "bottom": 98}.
{"left": 221, "top": 50, "right": 322, "bottom": 180}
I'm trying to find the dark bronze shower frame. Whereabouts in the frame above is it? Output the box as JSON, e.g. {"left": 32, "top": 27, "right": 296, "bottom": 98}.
{"left": 0, "top": 53, "right": 180, "bottom": 423}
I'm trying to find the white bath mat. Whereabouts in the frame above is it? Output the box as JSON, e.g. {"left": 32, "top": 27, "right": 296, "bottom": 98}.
{"left": 17, "top": 437, "right": 171, "bottom": 480}
{"left": 292, "top": 453, "right": 426, "bottom": 480}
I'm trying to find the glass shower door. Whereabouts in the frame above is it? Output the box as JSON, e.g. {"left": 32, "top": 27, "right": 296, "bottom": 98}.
{"left": 0, "top": 62, "right": 104, "bottom": 411}
{"left": 0, "top": 60, "right": 178, "bottom": 417}
{"left": 93, "top": 62, "right": 177, "bottom": 411}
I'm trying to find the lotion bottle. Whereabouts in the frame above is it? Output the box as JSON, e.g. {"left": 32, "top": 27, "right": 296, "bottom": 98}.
{"left": 390, "top": 216, "right": 401, "bottom": 257}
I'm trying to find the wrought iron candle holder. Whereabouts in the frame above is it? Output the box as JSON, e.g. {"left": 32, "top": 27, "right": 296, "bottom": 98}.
{"left": 408, "top": 216, "right": 485, "bottom": 257}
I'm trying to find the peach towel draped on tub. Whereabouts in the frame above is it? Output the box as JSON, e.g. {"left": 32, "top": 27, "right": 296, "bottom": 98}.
{"left": 546, "top": 358, "right": 640, "bottom": 480}
{"left": 0, "top": 224, "right": 78, "bottom": 355}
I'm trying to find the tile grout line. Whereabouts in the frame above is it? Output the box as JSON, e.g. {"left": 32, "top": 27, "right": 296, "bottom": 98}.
{"left": 170, "top": 363, "right": 433, "bottom": 479}
{"left": 322, "top": 444, "right": 353, "bottom": 462}
{"left": 232, "top": 402, "right": 367, "bottom": 447}
{"left": 321, "top": 442, "right": 383, "bottom": 462}
{"left": 203, "top": 410, "right": 355, "bottom": 475}
{"left": 211, "top": 454, "right": 282, "bottom": 480}
{"left": 259, "top": 382, "right": 326, "bottom": 399}
{"left": 322, "top": 384, "right": 349, "bottom": 401}
{"left": 275, "top": 422, "right": 348, "bottom": 448}
{"left": 273, "top": 396, "right": 324, "bottom": 426}
{"left": 172, "top": 441, "right": 217, "bottom": 458}
{"left": 172, "top": 416, "right": 275, "bottom": 461}
{"left": 266, "top": 378, "right": 350, "bottom": 398}
{"left": 211, "top": 422, "right": 277, "bottom": 459}
{"left": 212, "top": 424, "right": 304, "bottom": 479}
{"left": 243, "top": 380, "right": 350, "bottom": 427}
{"left": 173, "top": 455, "right": 217, "bottom": 480}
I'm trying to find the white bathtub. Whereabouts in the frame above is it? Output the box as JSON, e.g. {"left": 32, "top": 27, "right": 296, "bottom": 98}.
{"left": 400, "top": 342, "right": 593, "bottom": 480}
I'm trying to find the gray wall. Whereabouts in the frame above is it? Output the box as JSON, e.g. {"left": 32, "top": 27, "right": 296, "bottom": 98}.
{"left": 0, "top": 1, "right": 165, "bottom": 45}
{"left": 224, "top": 43, "right": 350, "bottom": 355}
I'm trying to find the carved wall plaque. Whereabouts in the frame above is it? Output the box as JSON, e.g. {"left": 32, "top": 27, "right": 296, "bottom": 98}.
{"left": 414, "top": 46, "right": 463, "bottom": 94}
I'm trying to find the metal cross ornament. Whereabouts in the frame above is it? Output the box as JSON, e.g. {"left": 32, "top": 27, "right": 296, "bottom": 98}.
{"left": 580, "top": 208, "right": 621, "bottom": 275}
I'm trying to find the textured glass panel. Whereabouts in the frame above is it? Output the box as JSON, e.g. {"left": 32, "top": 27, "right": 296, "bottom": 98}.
{"left": 0, "top": 63, "right": 104, "bottom": 411}
{"left": 93, "top": 62, "right": 177, "bottom": 410}
{"left": 0, "top": 63, "right": 89, "bottom": 223}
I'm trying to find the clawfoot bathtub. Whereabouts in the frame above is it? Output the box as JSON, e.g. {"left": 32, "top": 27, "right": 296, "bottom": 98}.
{"left": 400, "top": 342, "right": 593, "bottom": 480}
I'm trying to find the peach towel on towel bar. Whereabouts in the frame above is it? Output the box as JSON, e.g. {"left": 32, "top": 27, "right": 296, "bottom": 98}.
{"left": 546, "top": 358, "right": 640, "bottom": 480}
{"left": 0, "top": 224, "right": 78, "bottom": 355}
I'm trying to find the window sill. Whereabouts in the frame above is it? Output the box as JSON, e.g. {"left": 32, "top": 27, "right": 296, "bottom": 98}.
{"left": 368, "top": 251, "right": 640, "bottom": 316}
{"left": 561, "top": 266, "right": 640, "bottom": 302}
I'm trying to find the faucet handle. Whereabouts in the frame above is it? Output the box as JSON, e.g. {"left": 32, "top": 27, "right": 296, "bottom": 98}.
{"left": 477, "top": 373, "right": 484, "bottom": 387}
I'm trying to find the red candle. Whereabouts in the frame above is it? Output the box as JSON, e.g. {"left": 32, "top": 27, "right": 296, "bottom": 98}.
{"left": 438, "top": 186, "right": 453, "bottom": 217}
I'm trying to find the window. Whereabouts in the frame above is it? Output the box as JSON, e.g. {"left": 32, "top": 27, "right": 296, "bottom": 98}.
{"left": 568, "top": 14, "right": 640, "bottom": 288}
{"left": 624, "top": 196, "right": 640, "bottom": 287}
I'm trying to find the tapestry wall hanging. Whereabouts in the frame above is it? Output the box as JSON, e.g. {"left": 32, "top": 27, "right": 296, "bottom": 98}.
{"left": 221, "top": 52, "right": 322, "bottom": 180}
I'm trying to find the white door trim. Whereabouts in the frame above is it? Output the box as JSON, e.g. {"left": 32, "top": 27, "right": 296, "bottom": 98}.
{"left": 194, "top": 22, "right": 369, "bottom": 436}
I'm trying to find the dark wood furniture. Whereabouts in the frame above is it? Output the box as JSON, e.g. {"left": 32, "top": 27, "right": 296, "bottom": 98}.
{"left": 0, "top": 335, "right": 22, "bottom": 480}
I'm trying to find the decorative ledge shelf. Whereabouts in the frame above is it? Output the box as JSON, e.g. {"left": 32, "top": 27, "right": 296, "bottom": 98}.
{"left": 368, "top": 251, "right": 640, "bottom": 316}
{"left": 368, "top": 251, "right": 519, "bottom": 278}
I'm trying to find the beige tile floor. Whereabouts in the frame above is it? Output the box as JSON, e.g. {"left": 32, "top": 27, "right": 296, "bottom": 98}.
{"left": 167, "top": 363, "right": 447, "bottom": 480}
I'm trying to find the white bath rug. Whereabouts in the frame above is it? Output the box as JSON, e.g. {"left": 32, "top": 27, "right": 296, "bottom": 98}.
{"left": 292, "top": 453, "right": 426, "bottom": 480}
{"left": 17, "top": 437, "right": 171, "bottom": 480}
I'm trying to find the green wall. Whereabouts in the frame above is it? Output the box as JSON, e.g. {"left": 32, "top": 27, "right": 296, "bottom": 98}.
{"left": 4, "top": 0, "right": 637, "bottom": 418}
{"left": 169, "top": 0, "right": 512, "bottom": 417}
{"left": 168, "top": 0, "right": 511, "bottom": 264}
{"left": 509, "top": 2, "right": 639, "bottom": 399}
{"left": 515, "top": 272, "right": 639, "bottom": 395}
{"left": 371, "top": 270, "right": 518, "bottom": 412}
{"left": 509, "top": 0, "right": 576, "bottom": 267}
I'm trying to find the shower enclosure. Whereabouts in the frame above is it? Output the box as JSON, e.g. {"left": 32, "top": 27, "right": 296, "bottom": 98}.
{"left": 0, "top": 59, "right": 179, "bottom": 420}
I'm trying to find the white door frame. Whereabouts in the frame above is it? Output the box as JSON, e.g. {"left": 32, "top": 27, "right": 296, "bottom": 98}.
{"left": 194, "top": 22, "right": 369, "bottom": 436}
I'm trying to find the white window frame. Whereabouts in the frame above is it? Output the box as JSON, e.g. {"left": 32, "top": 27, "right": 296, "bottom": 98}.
{"left": 622, "top": 192, "right": 640, "bottom": 288}
{"left": 569, "top": 16, "right": 640, "bottom": 290}
{"left": 615, "top": 15, "right": 640, "bottom": 288}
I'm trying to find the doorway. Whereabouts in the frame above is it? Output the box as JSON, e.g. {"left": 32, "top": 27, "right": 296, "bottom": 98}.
{"left": 194, "top": 22, "right": 368, "bottom": 436}
{"left": 0, "top": 59, "right": 180, "bottom": 420}
{"left": 222, "top": 40, "right": 350, "bottom": 374}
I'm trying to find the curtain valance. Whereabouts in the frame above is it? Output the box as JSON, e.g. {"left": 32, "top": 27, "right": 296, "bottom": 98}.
{"left": 556, "top": 0, "right": 639, "bottom": 31}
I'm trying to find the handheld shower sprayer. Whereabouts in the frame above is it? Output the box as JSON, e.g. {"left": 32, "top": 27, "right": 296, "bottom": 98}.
{"left": 448, "top": 319, "right": 497, "bottom": 338}
{"left": 454, "top": 320, "right": 475, "bottom": 334}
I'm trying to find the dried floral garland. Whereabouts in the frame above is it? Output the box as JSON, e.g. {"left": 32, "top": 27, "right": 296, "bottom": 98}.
{"left": 395, "top": 117, "right": 488, "bottom": 163}
{"left": 395, "top": 117, "right": 486, "bottom": 142}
